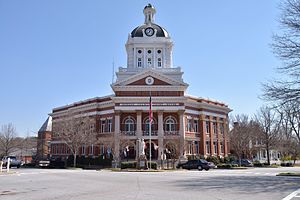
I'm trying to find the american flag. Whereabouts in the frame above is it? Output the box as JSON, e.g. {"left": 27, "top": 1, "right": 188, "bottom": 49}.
{"left": 149, "top": 95, "right": 153, "bottom": 125}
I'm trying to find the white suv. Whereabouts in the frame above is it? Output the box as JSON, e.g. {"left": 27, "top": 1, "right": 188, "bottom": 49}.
{"left": 2, "top": 156, "right": 22, "bottom": 168}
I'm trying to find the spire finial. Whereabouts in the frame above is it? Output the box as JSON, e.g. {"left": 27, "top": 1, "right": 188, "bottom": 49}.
{"left": 143, "top": 4, "right": 156, "bottom": 24}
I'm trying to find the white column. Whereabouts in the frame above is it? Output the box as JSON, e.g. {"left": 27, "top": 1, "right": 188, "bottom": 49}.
{"left": 143, "top": 48, "right": 146, "bottom": 68}
{"left": 153, "top": 47, "right": 156, "bottom": 68}
{"left": 136, "top": 111, "right": 142, "bottom": 138}
{"left": 157, "top": 111, "right": 164, "bottom": 158}
{"left": 114, "top": 112, "right": 120, "bottom": 162}
{"left": 163, "top": 47, "right": 166, "bottom": 68}
{"left": 179, "top": 110, "right": 185, "bottom": 158}
{"left": 133, "top": 47, "right": 136, "bottom": 68}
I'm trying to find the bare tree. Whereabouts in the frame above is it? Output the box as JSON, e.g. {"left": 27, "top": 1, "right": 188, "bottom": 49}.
{"left": 263, "top": 0, "right": 300, "bottom": 104}
{"left": 255, "top": 106, "right": 281, "bottom": 165}
{"left": 229, "top": 114, "right": 257, "bottom": 165}
{"left": 277, "top": 102, "right": 300, "bottom": 163}
{"left": 0, "top": 123, "right": 18, "bottom": 157}
{"left": 55, "top": 112, "right": 97, "bottom": 167}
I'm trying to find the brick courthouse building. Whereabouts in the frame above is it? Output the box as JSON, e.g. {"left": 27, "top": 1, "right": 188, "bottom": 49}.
{"left": 38, "top": 4, "right": 231, "bottom": 163}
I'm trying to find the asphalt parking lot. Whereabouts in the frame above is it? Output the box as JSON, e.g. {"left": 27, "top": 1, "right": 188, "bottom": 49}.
{"left": 1, "top": 167, "right": 300, "bottom": 200}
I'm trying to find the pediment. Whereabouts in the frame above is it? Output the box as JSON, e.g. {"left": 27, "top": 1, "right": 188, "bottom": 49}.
{"left": 112, "top": 69, "right": 188, "bottom": 87}
{"left": 128, "top": 76, "right": 171, "bottom": 86}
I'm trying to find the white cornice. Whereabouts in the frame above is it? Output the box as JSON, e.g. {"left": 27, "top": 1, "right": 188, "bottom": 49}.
{"left": 51, "top": 101, "right": 114, "bottom": 117}
{"left": 52, "top": 95, "right": 114, "bottom": 111}
{"left": 112, "top": 68, "right": 188, "bottom": 87}
{"left": 185, "top": 109, "right": 227, "bottom": 118}
{"left": 115, "top": 106, "right": 185, "bottom": 112}
{"left": 112, "top": 85, "right": 187, "bottom": 91}
{"left": 112, "top": 96, "right": 186, "bottom": 103}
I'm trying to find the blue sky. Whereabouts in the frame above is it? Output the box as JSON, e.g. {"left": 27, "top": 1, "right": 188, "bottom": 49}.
{"left": 0, "top": 0, "right": 282, "bottom": 136}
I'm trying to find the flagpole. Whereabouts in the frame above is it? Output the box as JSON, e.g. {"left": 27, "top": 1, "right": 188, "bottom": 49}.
{"left": 149, "top": 90, "right": 152, "bottom": 170}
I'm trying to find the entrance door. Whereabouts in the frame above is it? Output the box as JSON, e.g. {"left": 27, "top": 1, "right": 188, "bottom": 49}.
{"left": 145, "top": 142, "right": 158, "bottom": 160}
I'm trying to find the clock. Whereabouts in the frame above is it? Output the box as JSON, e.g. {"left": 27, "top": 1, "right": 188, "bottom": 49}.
{"left": 145, "top": 27, "right": 154, "bottom": 37}
{"left": 145, "top": 76, "right": 154, "bottom": 85}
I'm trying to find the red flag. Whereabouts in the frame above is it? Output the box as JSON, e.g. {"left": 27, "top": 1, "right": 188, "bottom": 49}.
{"left": 149, "top": 95, "right": 153, "bottom": 125}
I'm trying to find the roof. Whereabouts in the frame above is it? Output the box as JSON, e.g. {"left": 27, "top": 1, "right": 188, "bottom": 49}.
{"left": 131, "top": 23, "right": 169, "bottom": 38}
{"left": 38, "top": 116, "right": 52, "bottom": 132}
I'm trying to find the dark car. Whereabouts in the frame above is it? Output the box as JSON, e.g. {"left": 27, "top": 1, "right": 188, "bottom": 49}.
{"left": 177, "top": 159, "right": 210, "bottom": 171}
{"left": 231, "top": 159, "right": 253, "bottom": 167}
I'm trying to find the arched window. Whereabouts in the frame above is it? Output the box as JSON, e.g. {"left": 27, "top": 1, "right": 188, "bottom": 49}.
{"left": 157, "top": 58, "right": 162, "bottom": 68}
{"left": 125, "top": 118, "right": 135, "bottom": 133}
{"left": 137, "top": 58, "right": 142, "bottom": 68}
{"left": 147, "top": 58, "right": 152, "bottom": 67}
{"left": 165, "top": 117, "right": 176, "bottom": 132}
{"left": 144, "top": 118, "right": 155, "bottom": 133}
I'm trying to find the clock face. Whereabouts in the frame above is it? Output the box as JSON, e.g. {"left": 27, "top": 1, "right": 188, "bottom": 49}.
{"left": 145, "top": 76, "right": 154, "bottom": 85}
{"left": 145, "top": 27, "right": 154, "bottom": 37}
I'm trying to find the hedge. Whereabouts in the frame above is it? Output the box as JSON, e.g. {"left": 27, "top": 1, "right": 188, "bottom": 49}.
{"left": 217, "top": 164, "right": 239, "bottom": 169}
{"left": 120, "top": 161, "right": 157, "bottom": 169}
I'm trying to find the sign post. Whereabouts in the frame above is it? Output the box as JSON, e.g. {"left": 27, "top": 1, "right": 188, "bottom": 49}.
{"left": 0, "top": 161, "right": 3, "bottom": 173}
{"left": 7, "top": 158, "right": 10, "bottom": 173}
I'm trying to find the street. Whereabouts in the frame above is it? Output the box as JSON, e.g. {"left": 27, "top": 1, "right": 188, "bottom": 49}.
{"left": 1, "top": 167, "right": 300, "bottom": 200}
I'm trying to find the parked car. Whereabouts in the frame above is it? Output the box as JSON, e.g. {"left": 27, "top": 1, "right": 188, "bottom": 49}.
{"left": 231, "top": 159, "right": 253, "bottom": 167}
{"left": 208, "top": 162, "right": 216, "bottom": 169}
{"left": 177, "top": 159, "right": 210, "bottom": 171}
{"left": 38, "top": 157, "right": 65, "bottom": 168}
{"left": 38, "top": 160, "right": 51, "bottom": 168}
{"left": 2, "top": 156, "right": 22, "bottom": 168}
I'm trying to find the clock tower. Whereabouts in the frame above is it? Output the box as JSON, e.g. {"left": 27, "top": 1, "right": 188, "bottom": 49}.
{"left": 124, "top": 4, "right": 174, "bottom": 72}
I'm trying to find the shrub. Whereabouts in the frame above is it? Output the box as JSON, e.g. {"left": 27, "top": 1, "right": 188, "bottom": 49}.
{"left": 206, "top": 156, "right": 221, "bottom": 165}
{"left": 148, "top": 161, "right": 157, "bottom": 170}
{"left": 121, "top": 161, "right": 137, "bottom": 169}
{"left": 217, "top": 164, "right": 239, "bottom": 169}
{"left": 217, "top": 164, "right": 230, "bottom": 169}
{"left": 281, "top": 162, "right": 293, "bottom": 167}
{"left": 222, "top": 156, "right": 230, "bottom": 164}
{"left": 66, "top": 155, "right": 112, "bottom": 168}
{"left": 253, "top": 160, "right": 263, "bottom": 167}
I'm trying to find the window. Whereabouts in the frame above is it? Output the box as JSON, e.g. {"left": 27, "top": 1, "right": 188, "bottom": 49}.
{"left": 220, "top": 142, "right": 224, "bottom": 153}
{"left": 108, "top": 119, "right": 112, "bottom": 132}
{"left": 125, "top": 118, "right": 135, "bottom": 133}
{"left": 206, "top": 121, "right": 210, "bottom": 134}
{"left": 206, "top": 141, "right": 210, "bottom": 154}
{"left": 81, "top": 145, "right": 86, "bottom": 156}
{"left": 157, "top": 49, "right": 161, "bottom": 54}
{"left": 213, "top": 122, "right": 218, "bottom": 135}
{"left": 157, "top": 58, "right": 162, "bottom": 67}
{"left": 100, "top": 145, "right": 105, "bottom": 155}
{"left": 194, "top": 119, "right": 199, "bottom": 132}
{"left": 187, "top": 118, "right": 192, "bottom": 132}
{"left": 137, "top": 58, "right": 142, "bottom": 67}
{"left": 89, "top": 145, "right": 94, "bottom": 156}
{"left": 188, "top": 142, "right": 192, "bottom": 154}
{"left": 213, "top": 142, "right": 218, "bottom": 154}
{"left": 144, "top": 118, "right": 155, "bottom": 134}
{"left": 165, "top": 117, "right": 175, "bottom": 132}
{"left": 147, "top": 58, "right": 152, "bottom": 67}
{"left": 220, "top": 123, "right": 224, "bottom": 135}
{"left": 147, "top": 50, "right": 152, "bottom": 54}
{"left": 195, "top": 141, "right": 199, "bottom": 154}
{"left": 101, "top": 119, "right": 106, "bottom": 133}
{"left": 90, "top": 124, "right": 94, "bottom": 133}
{"left": 138, "top": 50, "right": 142, "bottom": 54}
